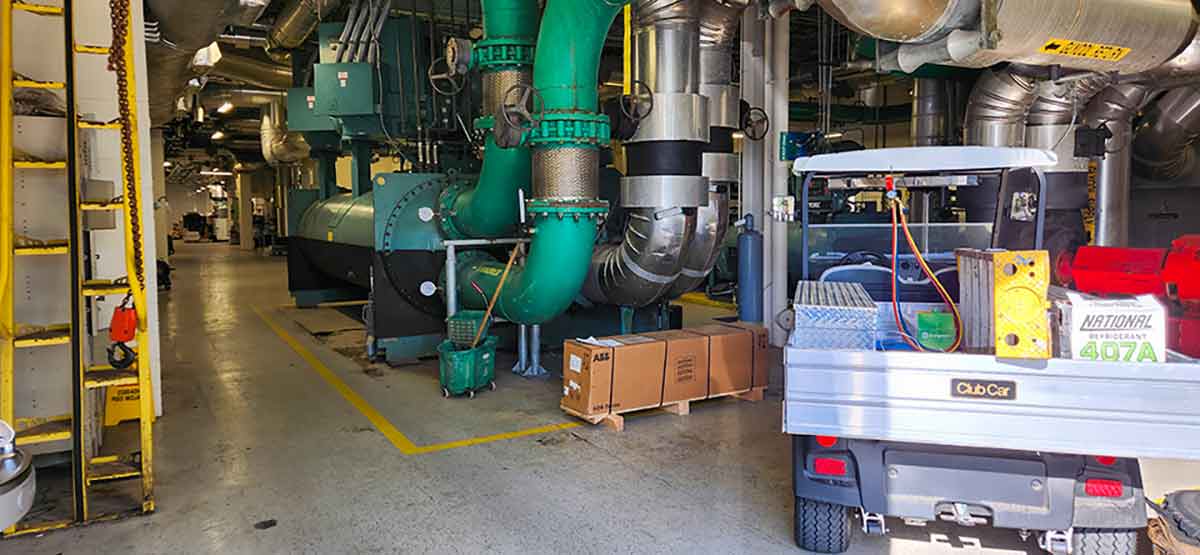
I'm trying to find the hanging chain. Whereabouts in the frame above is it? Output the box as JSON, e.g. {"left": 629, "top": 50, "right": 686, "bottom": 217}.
{"left": 107, "top": 0, "right": 145, "bottom": 291}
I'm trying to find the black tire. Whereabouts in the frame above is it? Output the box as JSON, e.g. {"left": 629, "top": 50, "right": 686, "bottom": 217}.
{"left": 794, "top": 497, "right": 852, "bottom": 553}
{"left": 1071, "top": 528, "right": 1138, "bottom": 555}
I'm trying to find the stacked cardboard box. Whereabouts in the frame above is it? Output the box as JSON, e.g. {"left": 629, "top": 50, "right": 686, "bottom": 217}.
{"left": 561, "top": 323, "right": 769, "bottom": 425}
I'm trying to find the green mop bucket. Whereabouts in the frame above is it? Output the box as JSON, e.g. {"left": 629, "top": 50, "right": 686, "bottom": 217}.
{"left": 446, "top": 310, "right": 491, "bottom": 348}
{"left": 437, "top": 336, "right": 498, "bottom": 398}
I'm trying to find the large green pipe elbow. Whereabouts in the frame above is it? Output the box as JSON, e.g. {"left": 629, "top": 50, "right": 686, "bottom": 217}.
{"left": 442, "top": 131, "right": 531, "bottom": 238}
{"left": 482, "top": 0, "right": 540, "bottom": 40}
{"left": 533, "top": 0, "right": 629, "bottom": 113}
{"left": 456, "top": 203, "right": 606, "bottom": 324}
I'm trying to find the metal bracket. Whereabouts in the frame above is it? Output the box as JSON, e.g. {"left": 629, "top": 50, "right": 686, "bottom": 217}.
{"left": 1038, "top": 529, "right": 1073, "bottom": 555}
{"left": 862, "top": 512, "right": 888, "bottom": 536}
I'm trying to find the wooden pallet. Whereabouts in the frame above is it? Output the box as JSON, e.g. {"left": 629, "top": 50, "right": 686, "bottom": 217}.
{"left": 561, "top": 386, "right": 767, "bottom": 432}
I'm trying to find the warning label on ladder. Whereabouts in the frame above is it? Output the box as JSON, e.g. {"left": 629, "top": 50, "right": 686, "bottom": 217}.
{"left": 1039, "top": 38, "right": 1131, "bottom": 62}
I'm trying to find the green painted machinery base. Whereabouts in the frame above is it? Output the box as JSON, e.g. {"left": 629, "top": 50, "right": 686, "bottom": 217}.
{"left": 378, "top": 333, "right": 446, "bottom": 363}
{"left": 293, "top": 288, "right": 364, "bottom": 308}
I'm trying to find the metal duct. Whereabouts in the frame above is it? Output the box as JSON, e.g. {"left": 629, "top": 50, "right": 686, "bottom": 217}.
{"left": 816, "top": 0, "right": 979, "bottom": 43}
{"left": 145, "top": 0, "right": 260, "bottom": 125}
{"left": 584, "top": 0, "right": 709, "bottom": 307}
{"left": 267, "top": 0, "right": 344, "bottom": 60}
{"left": 192, "top": 44, "right": 294, "bottom": 90}
{"left": 963, "top": 68, "right": 1037, "bottom": 146}
{"left": 198, "top": 88, "right": 285, "bottom": 112}
{"left": 912, "top": 77, "right": 946, "bottom": 146}
{"left": 1133, "top": 88, "right": 1200, "bottom": 181}
{"left": 261, "top": 98, "right": 311, "bottom": 165}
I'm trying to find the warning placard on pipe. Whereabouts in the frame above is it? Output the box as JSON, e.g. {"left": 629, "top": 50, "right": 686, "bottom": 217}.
{"left": 1039, "top": 38, "right": 1131, "bottom": 62}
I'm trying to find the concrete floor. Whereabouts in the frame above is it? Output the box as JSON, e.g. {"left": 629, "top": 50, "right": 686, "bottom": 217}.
{"left": 4, "top": 243, "right": 1195, "bottom": 554}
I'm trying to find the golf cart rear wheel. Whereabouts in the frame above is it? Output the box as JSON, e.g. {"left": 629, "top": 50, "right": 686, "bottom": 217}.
{"left": 794, "top": 497, "right": 852, "bottom": 553}
{"left": 1071, "top": 528, "right": 1138, "bottom": 555}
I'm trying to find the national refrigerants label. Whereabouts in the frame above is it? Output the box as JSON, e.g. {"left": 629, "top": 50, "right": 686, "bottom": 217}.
{"left": 1066, "top": 293, "right": 1166, "bottom": 363}
{"left": 1040, "top": 38, "right": 1131, "bottom": 62}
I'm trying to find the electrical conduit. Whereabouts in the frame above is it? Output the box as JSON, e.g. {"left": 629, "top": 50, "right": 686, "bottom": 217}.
{"left": 453, "top": 0, "right": 629, "bottom": 324}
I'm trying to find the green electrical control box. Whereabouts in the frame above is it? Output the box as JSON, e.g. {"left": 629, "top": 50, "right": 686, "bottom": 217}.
{"left": 286, "top": 87, "right": 339, "bottom": 133}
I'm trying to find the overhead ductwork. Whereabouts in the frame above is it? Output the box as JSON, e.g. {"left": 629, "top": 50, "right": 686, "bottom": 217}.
{"left": 261, "top": 98, "right": 311, "bottom": 165}
{"left": 144, "top": 0, "right": 264, "bottom": 125}
{"left": 266, "top": 0, "right": 344, "bottom": 62}
{"left": 1134, "top": 88, "right": 1200, "bottom": 181}
{"left": 822, "top": 0, "right": 1196, "bottom": 74}
{"left": 192, "top": 43, "right": 293, "bottom": 90}
{"left": 963, "top": 68, "right": 1038, "bottom": 147}
{"left": 912, "top": 77, "right": 947, "bottom": 146}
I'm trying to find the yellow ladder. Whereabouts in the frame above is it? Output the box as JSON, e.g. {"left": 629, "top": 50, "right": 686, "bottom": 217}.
{"left": 1, "top": 0, "right": 153, "bottom": 536}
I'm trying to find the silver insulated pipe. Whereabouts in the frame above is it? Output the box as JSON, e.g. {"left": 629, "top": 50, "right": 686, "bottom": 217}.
{"left": 583, "top": 0, "right": 709, "bottom": 307}
{"left": 664, "top": 0, "right": 748, "bottom": 299}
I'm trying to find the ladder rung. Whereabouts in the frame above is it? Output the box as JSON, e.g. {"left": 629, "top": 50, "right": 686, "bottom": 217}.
{"left": 15, "top": 419, "right": 71, "bottom": 446}
{"left": 15, "top": 241, "right": 69, "bottom": 255}
{"left": 84, "top": 369, "right": 138, "bottom": 389}
{"left": 7, "top": 520, "right": 72, "bottom": 537}
{"left": 78, "top": 119, "right": 121, "bottom": 130}
{"left": 87, "top": 461, "right": 142, "bottom": 485}
{"left": 12, "top": 1, "right": 63, "bottom": 15}
{"left": 81, "top": 199, "right": 125, "bottom": 212}
{"left": 14, "top": 160, "right": 67, "bottom": 169}
{"left": 13, "top": 79, "right": 65, "bottom": 89}
{"left": 13, "top": 325, "right": 71, "bottom": 348}
{"left": 82, "top": 279, "right": 130, "bottom": 296}
{"left": 74, "top": 44, "right": 110, "bottom": 55}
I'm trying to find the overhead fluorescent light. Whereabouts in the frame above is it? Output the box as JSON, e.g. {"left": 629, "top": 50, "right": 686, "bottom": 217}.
{"left": 217, "top": 101, "right": 235, "bottom": 114}
{"left": 825, "top": 132, "right": 845, "bottom": 139}
{"left": 199, "top": 170, "right": 233, "bottom": 177}
{"left": 211, "top": 130, "right": 227, "bottom": 141}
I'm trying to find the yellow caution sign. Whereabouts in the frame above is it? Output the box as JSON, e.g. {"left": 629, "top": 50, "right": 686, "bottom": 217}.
{"left": 1040, "top": 38, "right": 1131, "bottom": 62}
{"left": 105, "top": 385, "right": 142, "bottom": 426}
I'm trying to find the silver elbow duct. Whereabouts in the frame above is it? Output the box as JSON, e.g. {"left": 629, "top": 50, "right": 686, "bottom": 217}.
{"left": 1133, "top": 88, "right": 1200, "bottom": 181}
{"left": 261, "top": 98, "right": 311, "bottom": 166}
{"left": 584, "top": 0, "right": 710, "bottom": 307}
{"left": 963, "top": 68, "right": 1037, "bottom": 146}
{"left": 267, "top": 0, "right": 344, "bottom": 61}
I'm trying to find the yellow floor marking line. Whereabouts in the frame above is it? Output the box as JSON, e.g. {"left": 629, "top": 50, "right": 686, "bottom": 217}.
{"left": 254, "top": 306, "right": 579, "bottom": 455}
{"left": 674, "top": 292, "right": 736, "bottom": 311}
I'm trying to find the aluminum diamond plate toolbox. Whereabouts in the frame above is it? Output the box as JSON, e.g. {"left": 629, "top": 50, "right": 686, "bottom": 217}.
{"left": 789, "top": 281, "right": 878, "bottom": 350}
{"left": 783, "top": 347, "right": 1200, "bottom": 460}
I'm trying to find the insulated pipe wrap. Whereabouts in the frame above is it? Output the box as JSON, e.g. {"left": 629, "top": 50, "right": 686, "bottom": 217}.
{"left": 666, "top": 187, "right": 730, "bottom": 298}
{"left": 1133, "top": 87, "right": 1200, "bottom": 181}
{"left": 816, "top": 0, "right": 979, "bottom": 43}
{"left": 268, "top": 0, "right": 343, "bottom": 52}
{"left": 583, "top": 208, "right": 698, "bottom": 307}
{"left": 963, "top": 68, "right": 1038, "bottom": 146}
{"left": 912, "top": 78, "right": 946, "bottom": 146}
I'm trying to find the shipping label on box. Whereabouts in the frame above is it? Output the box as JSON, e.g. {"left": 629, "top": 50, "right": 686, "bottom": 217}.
{"left": 1065, "top": 293, "right": 1167, "bottom": 363}
{"left": 646, "top": 330, "right": 709, "bottom": 403}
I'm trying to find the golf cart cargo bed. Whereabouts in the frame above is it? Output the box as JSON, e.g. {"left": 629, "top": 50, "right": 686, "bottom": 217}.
{"left": 783, "top": 347, "right": 1200, "bottom": 460}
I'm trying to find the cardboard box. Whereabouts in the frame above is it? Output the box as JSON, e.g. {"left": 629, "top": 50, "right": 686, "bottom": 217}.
{"left": 720, "top": 322, "right": 769, "bottom": 389}
{"left": 690, "top": 325, "right": 753, "bottom": 396}
{"left": 561, "top": 335, "right": 666, "bottom": 417}
{"left": 645, "top": 330, "right": 709, "bottom": 404}
{"left": 561, "top": 340, "right": 614, "bottom": 417}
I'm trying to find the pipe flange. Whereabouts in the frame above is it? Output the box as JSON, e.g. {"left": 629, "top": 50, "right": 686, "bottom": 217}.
{"left": 628, "top": 93, "right": 709, "bottom": 143}
{"left": 621, "top": 175, "right": 710, "bottom": 208}
{"left": 526, "top": 199, "right": 610, "bottom": 222}
{"left": 435, "top": 182, "right": 469, "bottom": 240}
{"left": 472, "top": 38, "right": 537, "bottom": 71}
{"left": 527, "top": 112, "right": 613, "bottom": 148}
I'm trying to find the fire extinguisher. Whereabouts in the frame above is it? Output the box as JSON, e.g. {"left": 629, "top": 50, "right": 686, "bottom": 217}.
{"left": 108, "top": 294, "right": 138, "bottom": 370}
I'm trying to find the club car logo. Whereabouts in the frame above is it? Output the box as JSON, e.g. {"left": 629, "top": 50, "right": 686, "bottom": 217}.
{"left": 951, "top": 379, "right": 1017, "bottom": 401}
{"left": 1079, "top": 313, "right": 1155, "bottom": 332}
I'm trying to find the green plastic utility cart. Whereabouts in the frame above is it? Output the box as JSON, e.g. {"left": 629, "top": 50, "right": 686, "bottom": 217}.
{"left": 437, "top": 336, "right": 498, "bottom": 398}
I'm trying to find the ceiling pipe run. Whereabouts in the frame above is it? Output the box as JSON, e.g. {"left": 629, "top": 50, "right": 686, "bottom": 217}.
{"left": 192, "top": 43, "right": 294, "bottom": 90}
{"left": 266, "top": 0, "right": 345, "bottom": 62}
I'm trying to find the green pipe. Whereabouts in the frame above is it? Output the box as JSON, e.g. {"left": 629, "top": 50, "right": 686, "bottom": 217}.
{"left": 454, "top": 1, "right": 629, "bottom": 324}
{"left": 444, "top": 0, "right": 540, "bottom": 239}
{"left": 456, "top": 205, "right": 604, "bottom": 323}
{"left": 444, "top": 130, "right": 531, "bottom": 238}
{"left": 532, "top": 0, "right": 627, "bottom": 113}
{"left": 481, "top": 0, "right": 540, "bottom": 40}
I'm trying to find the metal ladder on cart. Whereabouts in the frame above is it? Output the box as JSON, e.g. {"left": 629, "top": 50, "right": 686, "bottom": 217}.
{"left": 1, "top": 0, "right": 153, "bottom": 535}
